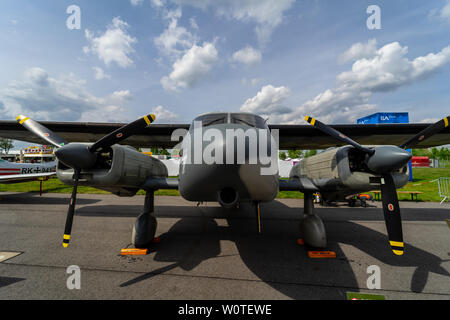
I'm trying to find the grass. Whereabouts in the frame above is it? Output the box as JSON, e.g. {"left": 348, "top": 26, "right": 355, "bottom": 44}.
{"left": 0, "top": 168, "right": 448, "bottom": 202}
{"left": 383, "top": 167, "right": 449, "bottom": 202}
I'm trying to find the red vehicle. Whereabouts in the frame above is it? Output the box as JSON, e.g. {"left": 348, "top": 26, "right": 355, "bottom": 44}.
{"left": 411, "top": 156, "right": 429, "bottom": 167}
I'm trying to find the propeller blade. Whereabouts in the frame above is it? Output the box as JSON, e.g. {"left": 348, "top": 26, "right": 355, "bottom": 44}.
{"left": 89, "top": 114, "right": 155, "bottom": 153}
{"left": 399, "top": 116, "right": 449, "bottom": 149}
{"left": 62, "top": 169, "right": 80, "bottom": 248}
{"left": 380, "top": 173, "right": 404, "bottom": 256}
{"left": 16, "top": 115, "right": 68, "bottom": 148}
{"left": 304, "top": 116, "right": 375, "bottom": 155}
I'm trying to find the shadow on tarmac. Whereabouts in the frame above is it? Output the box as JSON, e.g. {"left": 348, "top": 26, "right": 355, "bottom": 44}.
{"left": 112, "top": 200, "right": 449, "bottom": 299}
{"left": 0, "top": 192, "right": 101, "bottom": 205}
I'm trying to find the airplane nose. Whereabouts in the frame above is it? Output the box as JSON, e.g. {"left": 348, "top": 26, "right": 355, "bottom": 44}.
{"left": 54, "top": 143, "right": 97, "bottom": 169}
{"left": 365, "top": 146, "right": 412, "bottom": 173}
{"left": 217, "top": 187, "right": 239, "bottom": 208}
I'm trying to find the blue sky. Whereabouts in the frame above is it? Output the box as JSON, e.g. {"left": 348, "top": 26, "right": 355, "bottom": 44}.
{"left": 1, "top": 0, "right": 450, "bottom": 132}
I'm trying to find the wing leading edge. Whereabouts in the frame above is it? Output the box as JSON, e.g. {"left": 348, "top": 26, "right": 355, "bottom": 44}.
{"left": 1, "top": 121, "right": 450, "bottom": 149}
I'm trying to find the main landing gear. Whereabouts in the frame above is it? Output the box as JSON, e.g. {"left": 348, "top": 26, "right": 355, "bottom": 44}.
{"left": 132, "top": 190, "right": 158, "bottom": 248}
{"left": 299, "top": 192, "right": 327, "bottom": 248}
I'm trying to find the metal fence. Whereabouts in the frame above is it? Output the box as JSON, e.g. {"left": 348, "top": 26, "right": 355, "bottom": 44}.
{"left": 438, "top": 178, "right": 450, "bottom": 204}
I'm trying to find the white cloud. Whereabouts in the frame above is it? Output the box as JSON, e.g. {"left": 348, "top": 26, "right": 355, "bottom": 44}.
{"left": 338, "top": 38, "right": 377, "bottom": 64}
{"left": 151, "top": 105, "right": 179, "bottom": 122}
{"left": 130, "top": 0, "right": 144, "bottom": 6}
{"left": 231, "top": 46, "right": 262, "bottom": 66}
{"left": 84, "top": 17, "right": 137, "bottom": 68}
{"left": 189, "top": 17, "right": 199, "bottom": 30}
{"left": 154, "top": 8, "right": 198, "bottom": 57}
{"left": 241, "top": 85, "right": 291, "bottom": 115}
{"left": 169, "top": 0, "right": 295, "bottom": 44}
{"left": 440, "top": 1, "right": 450, "bottom": 23}
{"left": 0, "top": 67, "right": 131, "bottom": 122}
{"left": 92, "top": 66, "right": 111, "bottom": 80}
{"left": 151, "top": 0, "right": 165, "bottom": 7}
{"left": 254, "top": 42, "right": 450, "bottom": 124}
{"left": 161, "top": 42, "right": 219, "bottom": 91}
{"left": 430, "top": 1, "right": 450, "bottom": 23}
{"left": 419, "top": 118, "right": 440, "bottom": 124}
{"left": 242, "top": 78, "right": 262, "bottom": 86}
{"left": 111, "top": 90, "right": 132, "bottom": 101}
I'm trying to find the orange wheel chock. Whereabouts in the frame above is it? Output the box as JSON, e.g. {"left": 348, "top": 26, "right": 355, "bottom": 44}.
{"left": 120, "top": 248, "right": 148, "bottom": 256}
{"left": 308, "top": 251, "right": 336, "bottom": 258}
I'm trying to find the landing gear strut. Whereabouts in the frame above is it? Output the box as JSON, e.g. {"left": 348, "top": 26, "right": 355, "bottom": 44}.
{"left": 300, "top": 192, "right": 327, "bottom": 248}
{"left": 254, "top": 201, "right": 262, "bottom": 235}
{"left": 132, "top": 190, "right": 158, "bottom": 248}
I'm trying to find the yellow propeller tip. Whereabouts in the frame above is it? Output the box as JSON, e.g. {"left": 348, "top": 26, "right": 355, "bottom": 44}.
{"left": 63, "top": 243, "right": 69, "bottom": 248}
{"left": 16, "top": 115, "right": 25, "bottom": 121}
{"left": 392, "top": 250, "right": 404, "bottom": 256}
{"left": 304, "top": 116, "right": 310, "bottom": 122}
{"left": 150, "top": 114, "right": 156, "bottom": 121}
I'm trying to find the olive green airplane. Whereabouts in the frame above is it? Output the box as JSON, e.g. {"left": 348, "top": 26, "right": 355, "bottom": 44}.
{"left": 0, "top": 113, "right": 449, "bottom": 256}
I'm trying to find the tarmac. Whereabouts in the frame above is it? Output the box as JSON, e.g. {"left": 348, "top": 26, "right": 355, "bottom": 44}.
{"left": 0, "top": 192, "right": 449, "bottom": 300}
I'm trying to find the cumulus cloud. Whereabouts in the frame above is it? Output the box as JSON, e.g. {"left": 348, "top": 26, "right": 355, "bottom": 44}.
{"left": 169, "top": 0, "right": 295, "bottom": 44}
{"left": 151, "top": 0, "right": 165, "bottom": 7}
{"left": 154, "top": 7, "right": 198, "bottom": 57}
{"left": 241, "top": 85, "right": 291, "bottom": 115}
{"left": 111, "top": 90, "right": 132, "bottom": 101}
{"left": 189, "top": 17, "right": 199, "bottom": 30}
{"left": 151, "top": 105, "right": 179, "bottom": 122}
{"left": 338, "top": 38, "right": 377, "bottom": 64}
{"left": 250, "top": 42, "right": 450, "bottom": 124}
{"left": 419, "top": 118, "right": 440, "bottom": 124}
{"left": 161, "top": 42, "right": 219, "bottom": 91}
{"left": 84, "top": 17, "right": 137, "bottom": 68}
{"left": 0, "top": 67, "right": 131, "bottom": 122}
{"left": 130, "top": 0, "right": 144, "bottom": 6}
{"left": 231, "top": 46, "right": 262, "bottom": 66}
{"left": 429, "top": 1, "right": 450, "bottom": 24}
{"left": 92, "top": 66, "right": 111, "bottom": 80}
{"left": 241, "top": 78, "right": 262, "bottom": 86}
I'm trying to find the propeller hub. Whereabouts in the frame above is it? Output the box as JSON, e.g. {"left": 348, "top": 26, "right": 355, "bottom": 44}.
{"left": 365, "top": 146, "right": 412, "bottom": 174}
{"left": 54, "top": 143, "right": 97, "bottom": 170}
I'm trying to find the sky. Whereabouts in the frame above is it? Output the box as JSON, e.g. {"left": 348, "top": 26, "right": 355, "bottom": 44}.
{"left": 1, "top": 0, "right": 450, "bottom": 138}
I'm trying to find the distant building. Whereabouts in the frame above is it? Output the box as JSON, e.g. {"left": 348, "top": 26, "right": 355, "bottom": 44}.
{"left": 357, "top": 112, "right": 409, "bottom": 124}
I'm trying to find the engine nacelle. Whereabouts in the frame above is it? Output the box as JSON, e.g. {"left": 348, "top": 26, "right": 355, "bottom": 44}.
{"left": 57, "top": 144, "right": 168, "bottom": 196}
{"left": 289, "top": 146, "right": 409, "bottom": 200}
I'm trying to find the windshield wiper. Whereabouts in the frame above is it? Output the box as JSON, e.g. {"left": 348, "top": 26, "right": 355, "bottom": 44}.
{"left": 233, "top": 118, "right": 254, "bottom": 127}
{"left": 203, "top": 117, "right": 225, "bottom": 127}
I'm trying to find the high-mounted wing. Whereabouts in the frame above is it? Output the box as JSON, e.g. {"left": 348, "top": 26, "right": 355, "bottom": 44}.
{"left": 1, "top": 121, "right": 450, "bottom": 149}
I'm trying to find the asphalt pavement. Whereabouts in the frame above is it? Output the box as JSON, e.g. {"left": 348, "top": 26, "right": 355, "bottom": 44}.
{"left": 0, "top": 192, "right": 449, "bottom": 300}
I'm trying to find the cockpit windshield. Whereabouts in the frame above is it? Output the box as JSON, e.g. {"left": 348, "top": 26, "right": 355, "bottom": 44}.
{"left": 192, "top": 113, "right": 267, "bottom": 129}
{"left": 194, "top": 114, "right": 227, "bottom": 127}
{"left": 230, "top": 113, "right": 267, "bottom": 129}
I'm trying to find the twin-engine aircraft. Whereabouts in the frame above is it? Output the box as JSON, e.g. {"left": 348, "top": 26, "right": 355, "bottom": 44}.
{"left": 1, "top": 113, "right": 449, "bottom": 256}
